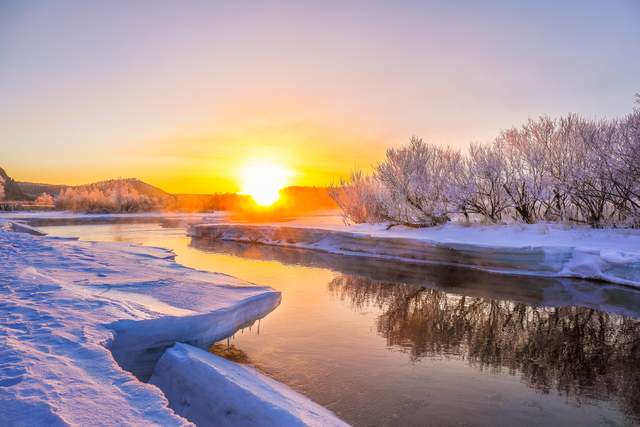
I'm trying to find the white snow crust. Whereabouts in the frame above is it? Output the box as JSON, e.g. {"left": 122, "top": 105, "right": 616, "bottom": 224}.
{"left": 190, "top": 221, "right": 640, "bottom": 288}
{"left": 0, "top": 223, "right": 281, "bottom": 426}
{"left": 150, "top": 343, "right": 348, "bottom": 427}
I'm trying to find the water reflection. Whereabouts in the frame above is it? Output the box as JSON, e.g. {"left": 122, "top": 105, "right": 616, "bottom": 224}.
{"left": 191, "top": 238, "right": 640, "bottom": 318}
{"left": 192, "top": 239, "right": 640, "bottom": 424}
{"left": 37, "top": 223, "right": 640, "bottom": 426}
{"left": 329, "top": 275, "right": 640, "bottom": 421}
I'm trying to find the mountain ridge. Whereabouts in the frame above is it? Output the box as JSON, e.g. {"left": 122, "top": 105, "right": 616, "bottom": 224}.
{"left": 0, "top": 168, "right": 29, "bottom": 201}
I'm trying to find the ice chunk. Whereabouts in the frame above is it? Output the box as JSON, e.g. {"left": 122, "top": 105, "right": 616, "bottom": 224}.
{"left": 150, "top": 343, "right": 349, "bottom": 427}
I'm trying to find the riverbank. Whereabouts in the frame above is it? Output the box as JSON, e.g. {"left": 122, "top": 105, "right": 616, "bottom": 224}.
{"left": 189, "top": 221, "right": 640, "bottom": 288}
{"left": 0, "top": 220, "right": 345, "bottom": 426}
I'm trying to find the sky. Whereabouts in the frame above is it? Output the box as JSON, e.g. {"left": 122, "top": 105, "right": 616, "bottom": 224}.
{"left": 1, "top": 0, "right": 639, "bottom": 194}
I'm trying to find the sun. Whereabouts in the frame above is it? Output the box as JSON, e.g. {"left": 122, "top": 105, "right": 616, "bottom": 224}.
{"left": 240, "top": 162, "right": 290, "bottom": 206}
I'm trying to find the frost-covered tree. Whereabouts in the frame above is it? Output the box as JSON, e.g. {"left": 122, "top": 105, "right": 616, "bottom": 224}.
{"left": 594, "top": 110, "right": 640, "bottom": 226}
{"left": 539, "top": 115, "right": 582, "bottom": 222}
{"left": 458, "top": 142, "right": 510, "bottom": 222}
{"left": 375, "top": 137, "right": 462, "bottom": 226}
{"left": 616, "top": 110, "right": 640, "bottom": 225}
{"left": 35, "top": 192, "right": 54, "bottom": 205}
{"left": 0, "top": 176, "right": 5, "bottom": 201}
{"left": 565, "top": 119, "right": 619, "bottom": 227}
{"left": 332, "top": 95, "right": 640, "bottom": 228}
{"left": 329, "top": 171, "right": 385, "bottom": 224}
{"left": 55, "top": 180, "right": 166, "bottom": 213}
{"left": 497, "top": 122, "right": 552, "bottom": 223}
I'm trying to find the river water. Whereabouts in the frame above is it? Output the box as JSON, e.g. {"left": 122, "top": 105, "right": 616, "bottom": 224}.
{"left": 39, "top": 220, "right": 640, "bottom": 427}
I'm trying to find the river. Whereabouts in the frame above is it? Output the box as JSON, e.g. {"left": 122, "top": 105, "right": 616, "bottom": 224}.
{"left": 39, "top": 220, "right": 640, "bottom": 427}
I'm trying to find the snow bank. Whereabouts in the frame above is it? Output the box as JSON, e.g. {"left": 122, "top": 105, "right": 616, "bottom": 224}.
{"left": 1, "top": 220, "right": 47, "bottom": 235}
{"left": 190, "top": 222, "right": 640, "bottom": 288}
{"left": 110, "top": 294, "right": 281, "bottom": 381}
{"left": 0, "top": 210, "right": 225, "bottom": 228}
{"left": 150, "top": 343, "right": 348, "bottom": 427}
{"left": 0, "top": 211, "right": 225, "bottom": 221}
{"left": 0, "top": 224, "right": 280, "bottom": 425}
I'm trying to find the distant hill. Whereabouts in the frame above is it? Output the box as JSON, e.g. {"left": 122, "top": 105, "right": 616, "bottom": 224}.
{"left": 5, "top": 170, "right": 336, "bottom": 213}
{"left": 0, "top": 168, "right": 29, "bottom": 201}
{"left": 56, "top": 178, "right": 176, "bottom": 213}
{"left": 17, "top": 181, "right": 69, "bottom": 199}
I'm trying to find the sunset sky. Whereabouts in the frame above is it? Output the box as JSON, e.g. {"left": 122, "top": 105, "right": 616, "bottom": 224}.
{"left": 1, "top": 1, "right": 639, "bottom": 194}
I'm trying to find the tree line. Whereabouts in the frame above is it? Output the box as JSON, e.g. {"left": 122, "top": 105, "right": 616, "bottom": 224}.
{"left": 330, "top": 97, "right": 640, "bottom": 228}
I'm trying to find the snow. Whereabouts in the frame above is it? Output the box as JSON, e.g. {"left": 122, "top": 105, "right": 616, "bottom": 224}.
{"left": 0, "top": 211, "right": 225, "bottom": 221}
{"left": 2, "top": 220, "right": 47, "bottom": 235}
{"left": 190, "top": 220, "right": 640, "bottom": 288}
{"left": 0, "top": 222, "right": 282, "bottom": 425}
{"left": 3, "top": 209, "right": 637, "bottom": 424}
{"left": 150, "top": 343, "right": 348, "bottom": 427}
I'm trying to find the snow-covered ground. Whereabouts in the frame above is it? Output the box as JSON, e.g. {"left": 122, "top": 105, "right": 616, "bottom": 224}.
{"left": 190, "top": 220, "right": 640, "bottom": 288}
{"left": 3, "top": 209, "right": 638, "bottom": 424}
{"left": 0, "top": 219, "right": 346, "bottom": 426}
{"left": 0, "top": 211, "right": 224, "bottom": 221}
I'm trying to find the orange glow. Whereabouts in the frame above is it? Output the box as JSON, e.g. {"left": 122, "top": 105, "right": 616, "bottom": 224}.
{"left": 4, "top": 114, "right": 389, "bottom": 194}
{"left": 240, "top": 161, "right": 290, "bottom": 206}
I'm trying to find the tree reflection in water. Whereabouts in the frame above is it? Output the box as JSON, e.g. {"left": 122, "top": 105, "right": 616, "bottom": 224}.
{"left": 329, "top": 275, "right": 640, "bottom": 421}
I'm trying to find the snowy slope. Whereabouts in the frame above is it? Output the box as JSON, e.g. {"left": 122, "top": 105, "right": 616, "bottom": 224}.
{"left": 190, "top": 222, "right": 640, "bottom": 288}
{"left": 150, "top": 343, "right": 348, "bottom": 427}
{"left": 0, "top": 225, "right": 281, "bottom": 426}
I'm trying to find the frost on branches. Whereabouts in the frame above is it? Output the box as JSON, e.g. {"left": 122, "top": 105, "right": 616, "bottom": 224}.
{"left": 331, "top": 99, "right": 640, "bottom": 228}
{"left": 34, "top": 192, "right": 54, "bottom": 206}
{"left": 55, "top": 179, "right": 173, "bottom": 213}
{"left": 374, "top": 137, "right": 462, "bottom": 227}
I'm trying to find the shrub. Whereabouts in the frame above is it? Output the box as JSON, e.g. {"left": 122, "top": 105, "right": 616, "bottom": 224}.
{"left": 329, "top": 171, "right": 385, "bottom": 224}
{"left": 34, "top": 192, "right": 54, "bottom": 205}
{"left": 55, "top": 180, "right": 165, "bottom": 213}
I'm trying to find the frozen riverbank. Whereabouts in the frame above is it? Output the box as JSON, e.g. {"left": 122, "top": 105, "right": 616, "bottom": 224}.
{"left": 0, "top": 210, "right": 225, "bottom": 228}
{"left": 9, "top": 214, "right": 640, "bottom": 425}
{"left": 151, "top": 343, "right": 348, "bottom": 427}
{"left": 0, "top": 222, "right": 345, "bottom": 425}
{"left": 190, "top": 222, "right": 640, "bottom": 288}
